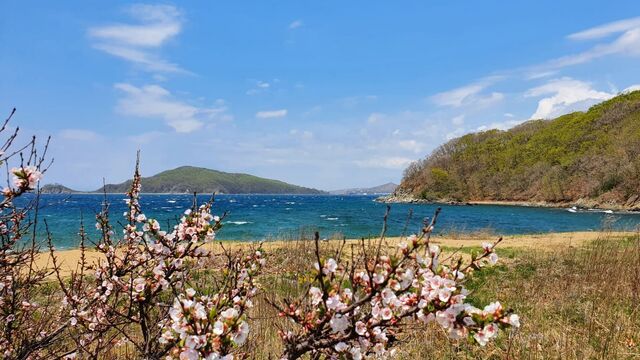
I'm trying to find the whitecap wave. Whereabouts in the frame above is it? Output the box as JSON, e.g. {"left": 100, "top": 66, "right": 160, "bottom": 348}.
{"left": 226, "top": 221, "right": 251, "bottom": 225}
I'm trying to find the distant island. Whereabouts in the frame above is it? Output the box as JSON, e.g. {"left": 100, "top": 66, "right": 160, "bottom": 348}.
{"left": 41, "top": 166, "right": 325, "bottom": 195}
{"left": 382, "top": 90, "right": 640, "bottom": 211}
{"left": 329, "top": 182, "right": 398, "bottom": 195}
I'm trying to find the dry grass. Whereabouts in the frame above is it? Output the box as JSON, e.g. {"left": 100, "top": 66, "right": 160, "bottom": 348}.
{"left": 34, "top": 231, "right": 640, "bottom": 358}
{"left": 242, "top": 231, "right": 640, "bottom": 359}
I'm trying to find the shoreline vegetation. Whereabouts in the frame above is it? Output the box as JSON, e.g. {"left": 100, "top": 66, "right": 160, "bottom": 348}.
{"left": 392, "top": 91, "right": 640, "bottom": 212}
{"left": 376, "top": 193, "right": 640, "bottom": 212}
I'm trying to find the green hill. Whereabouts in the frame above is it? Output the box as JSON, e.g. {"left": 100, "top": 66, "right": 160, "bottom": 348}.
{"left": 94, "top": 166, "right": 324, "bottom": 194}
{"left": 40, "top": 183, "right": 80, "bottom": 194}
{"left": 393, "top": 91, "right": 640, "bottom": 210}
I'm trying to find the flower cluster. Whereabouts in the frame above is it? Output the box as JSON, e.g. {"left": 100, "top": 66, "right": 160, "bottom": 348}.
{"left": 10, "top": 165, "right": 42, "bottom": 191}
{"left": 0, "top": 109, "right": 65, "bottom": 359}
{"left": 159, "top": 249, "right": 264, "bottom": 359}
{"left": 53, "top": 160, "right": 264, "bottom": 359}
{"left": 273, "top": 209, "right": 519, "bottom": 359}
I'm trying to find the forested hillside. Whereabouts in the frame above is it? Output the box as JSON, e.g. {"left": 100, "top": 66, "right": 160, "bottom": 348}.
{"left": 396, "top": 91, "right": 640, "bottom": 209}
{"left": 95, "top": 166, "right": 325, "bottom": 194}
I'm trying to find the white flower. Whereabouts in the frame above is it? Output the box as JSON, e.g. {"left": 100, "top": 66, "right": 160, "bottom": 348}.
{"left": 323, "top": 258, "right": 338, "bottom": 274}
{"left": 309, "top": 287, "right": 323, "bottom": 305}
{"left": 329, "top": 314, "right": 349, "bottom": 334}
{"left": 213, "top": 320, "right": 225, "bottom": 335}
{"left": 350, "top": 347, "right": 363, "bottom": 360}
{"left": 355, "top": 321, "right": 367, "bottom": 335}
{"left": 221, "top": 308, "right": 238, "bottom": 320}
{"left": 179, "top": 349, "right": 199, "bottom": 360}
{"left": 232, "top": 321, "right": 249, "bottom": 345}
{"left": 193, "top": 302, "right": 207, "bottom": 320}
{"left": 473, "top": 323, "right": 498, "bottom": 346}
{"left": 380, "top": 307, "right": 393, "bottom": 320}
{"left": 381, "top": 288, "right": 396, "bottom": 305}
{"left": 334, "top": 342, "right": 348, "bottom": 352}
{"left": 483, "top": 301, "right": 502, "bottom": 316}
{"left": 326, "top": 295, "right": 345, "bottom": 310}
{"left": 373, "top": 273, "right": 385, "bottom": 284}
{"left": 506, "top": 313, "right": 520, "bottom": 327}
{"left": 185, "top": 335, "right": 205, "bottom": 350}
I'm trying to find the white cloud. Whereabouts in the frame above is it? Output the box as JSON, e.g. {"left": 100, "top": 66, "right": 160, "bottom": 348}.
{"left": 355, "top": 156, "right": 413, "bottom": 169}
{"left": 568, "top": 17, "right": 640, "bottom": 41}
{"left": 451, "top": 115, "right": 465, "bottom": 126}
{"left": 256, "top": 109, "right": 288, "bottom": 119}
{"left": 246, "top": 80, "right": 272, "bottom": 95}
{"left": 289, "top": 20, "right": 303, "bottom": 29}
{"left": 525, "top": 77, "right": 614, "bottom": 119}
{"left": 59, "top": 129, "right": 99, "bottom": 141}
{"left": 543, "top": 17, "right": 640, "bottom": 69}
{"left": 623, "top": 84, "right": 640, "bottom": 93}
{"left": 525, "top": 70, "right": 559, "bottom": 80}
{"left": 430, "top": 76, "right": 504, "bottom": 108}
{"left": 397, "top": 139, "right": 425, "bottom": 153}
{"left": 88, "top": 4, "right": 186, "bottom": 73}
{"left": 115, "top": 83, "right": 230, "bottom": 133}
{"left": 367, "top": 112, "right": 386, "bottom": 124}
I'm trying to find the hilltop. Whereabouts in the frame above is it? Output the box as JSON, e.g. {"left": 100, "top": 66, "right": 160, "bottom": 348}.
{"left": 40, "top": 183, "right": 80, "bottom": 194}
{"left": 44, "top": 166, "right": 325, "bottom": 194}
{"left": 388, "top": 91, "right": 640, "bottom": 210}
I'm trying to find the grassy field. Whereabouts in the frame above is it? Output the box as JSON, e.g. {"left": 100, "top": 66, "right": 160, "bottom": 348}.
{"left": 39, "top": 231, "right": 640, "bottom": 359}
{"left": 241, "top": 231, "right": 640, "bottom": 359}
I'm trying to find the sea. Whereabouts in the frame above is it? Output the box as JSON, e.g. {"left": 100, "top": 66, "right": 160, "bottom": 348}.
{"left": 23, "top": 194, "right": 640, "bottom": 249}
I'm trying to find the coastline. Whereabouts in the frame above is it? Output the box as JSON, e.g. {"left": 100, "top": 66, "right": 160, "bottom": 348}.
{"left": 37, "top": 230, "right": 637, "bottom": 276}
{"left": 376, "top": 194, "right": 640, "bottom": 212}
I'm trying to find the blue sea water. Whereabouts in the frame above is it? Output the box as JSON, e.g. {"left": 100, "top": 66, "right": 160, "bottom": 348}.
{"left": 27, "top": 194, "right": 640, "bottom": 249}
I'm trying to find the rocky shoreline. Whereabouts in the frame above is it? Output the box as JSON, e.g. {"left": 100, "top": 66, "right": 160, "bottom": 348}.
{"left": 376, "top": 194, "right": 640, "bottom": 212}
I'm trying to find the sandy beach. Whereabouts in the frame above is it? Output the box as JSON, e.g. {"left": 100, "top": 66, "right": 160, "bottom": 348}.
{"left": 36, "top": 230, "right": 636, "bottom": 276}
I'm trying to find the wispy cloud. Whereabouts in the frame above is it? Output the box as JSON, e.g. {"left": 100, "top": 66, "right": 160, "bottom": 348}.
{"left": 525, "top": 77, "right": 613, "bottom": 119}
{"left": 246, "top": 80, "right": 271, "bottom": 95}
{"left": 115, "top": 83, "right": 231, "bottom": 133}
{"left": 88, "top": 4, "right": 186, "bottom": 73}
{"left": 256, "top": 109, "right": 288, "bottom": 119}
{"left": 430, "top": 76, "right": 504, "bottom": 108}
{"left": 289, "top": 20, "right": 303, "bottom": 30}
{"left": 568, "top": 17, "right": 640, "bottom": 41}
{"left": 542, "top": 17, "right": 640, "bottom": 70}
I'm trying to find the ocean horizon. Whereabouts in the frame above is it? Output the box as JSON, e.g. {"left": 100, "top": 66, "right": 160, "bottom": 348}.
{"left": 28, "top": 193, "right": 640, "bottom": 249}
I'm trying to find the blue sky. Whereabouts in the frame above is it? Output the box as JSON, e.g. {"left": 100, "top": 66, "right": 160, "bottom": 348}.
{"left": 2, "top": 1, "right": 640, "bottom": 191}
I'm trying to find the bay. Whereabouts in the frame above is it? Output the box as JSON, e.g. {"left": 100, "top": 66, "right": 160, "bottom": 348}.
{"left": 27, "top": 194, "right": 640, "bottom": 249}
